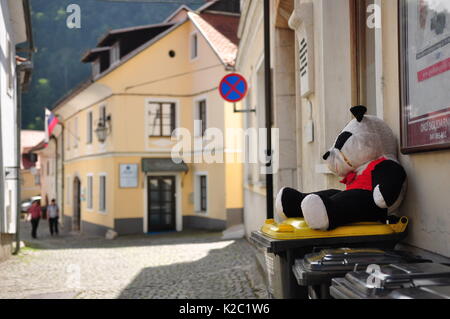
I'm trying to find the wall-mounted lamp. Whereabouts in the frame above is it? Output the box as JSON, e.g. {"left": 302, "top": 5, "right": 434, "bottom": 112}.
{"left": 95, "top": 115, "right": 111, "bottom": 143}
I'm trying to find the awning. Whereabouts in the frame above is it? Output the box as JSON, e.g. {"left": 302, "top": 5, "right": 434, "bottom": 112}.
{"left": 141, "top": 158, "right": 189, "bottom": 173}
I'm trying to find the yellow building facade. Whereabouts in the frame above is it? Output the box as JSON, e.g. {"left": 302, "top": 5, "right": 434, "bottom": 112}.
{"left": 52, "top": 7, "right": 243, "bottom": 235}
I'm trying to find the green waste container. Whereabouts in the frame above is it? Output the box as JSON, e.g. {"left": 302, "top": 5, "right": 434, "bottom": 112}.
{"left": 250, "top": 216, "right": 409, "bottom": 299}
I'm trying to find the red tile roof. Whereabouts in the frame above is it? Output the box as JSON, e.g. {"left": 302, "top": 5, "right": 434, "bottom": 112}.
{"left": 188, "top": 11, "right": 238, "bottom": 67}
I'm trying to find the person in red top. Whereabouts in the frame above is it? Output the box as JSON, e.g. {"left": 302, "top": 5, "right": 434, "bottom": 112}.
{"left": 27, "top": 200, "right": 42, "bottom": 239}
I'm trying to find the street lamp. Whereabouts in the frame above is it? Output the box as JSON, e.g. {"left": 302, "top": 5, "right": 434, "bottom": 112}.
{"left": 95, "top": 115, "right": 111, "bottom": 143}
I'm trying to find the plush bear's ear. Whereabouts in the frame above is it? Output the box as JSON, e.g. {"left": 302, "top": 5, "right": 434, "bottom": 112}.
{"left": 350, "top": 105, "right": 367, "bottom": 122}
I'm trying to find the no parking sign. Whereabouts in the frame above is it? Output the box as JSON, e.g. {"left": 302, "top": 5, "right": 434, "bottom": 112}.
{"left": 219, "top": 73, "right": 248, "bottom": 103}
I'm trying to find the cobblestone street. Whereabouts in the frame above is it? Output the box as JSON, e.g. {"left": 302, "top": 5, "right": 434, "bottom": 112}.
{"left": 0, "top": 221, "right": 267, "bottom": 299}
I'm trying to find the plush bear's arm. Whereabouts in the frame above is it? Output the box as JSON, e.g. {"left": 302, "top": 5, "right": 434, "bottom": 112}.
{"left": 372, "top": 160, "right": 407, "bottom": 208}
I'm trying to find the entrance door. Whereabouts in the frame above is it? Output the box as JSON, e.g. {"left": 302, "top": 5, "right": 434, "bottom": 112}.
{"left": 73, "top": 177, "right": 81, "bottom": 232}
{"left": 147, "top": 176, "right": 176, "bottom": 232}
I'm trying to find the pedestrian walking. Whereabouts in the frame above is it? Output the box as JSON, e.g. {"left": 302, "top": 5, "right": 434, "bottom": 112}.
{"left": 47, "top": 199, "right": 60, "bottom": 236}
{"left": 27, "top": 200, "right": 42, "bottom": 239}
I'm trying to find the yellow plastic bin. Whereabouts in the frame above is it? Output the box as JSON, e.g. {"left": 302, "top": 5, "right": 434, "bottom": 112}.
{"left": 250, "top": 216, "right": 409, "bottom": 299}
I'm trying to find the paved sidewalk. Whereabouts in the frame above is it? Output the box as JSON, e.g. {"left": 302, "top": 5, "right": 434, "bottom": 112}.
{"left": 0, "top": 220, "right": 267, "bottom": 299}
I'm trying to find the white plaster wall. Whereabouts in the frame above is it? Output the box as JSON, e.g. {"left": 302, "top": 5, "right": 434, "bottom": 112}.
{"left": 293, "top": 0, "right": 353, "bottom": 193}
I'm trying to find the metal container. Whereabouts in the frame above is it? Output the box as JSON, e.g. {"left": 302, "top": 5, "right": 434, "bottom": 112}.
{"left": 330, "top": 263, "right": 450, "bottom": 299}
{"left": 292, "top": 248, "right": 429, "bottom": 299}
{"left": 386, "top": 286, "right": 450, "bottom": 299}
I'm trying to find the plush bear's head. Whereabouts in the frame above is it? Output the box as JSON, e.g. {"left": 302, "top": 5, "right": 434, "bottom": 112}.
{"left": 322, "top": 106, "right": 398, "bottom": 177}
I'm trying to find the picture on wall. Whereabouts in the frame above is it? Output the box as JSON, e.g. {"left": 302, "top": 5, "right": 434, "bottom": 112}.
{"left": 399, "top": 0, "right": 450, "bottom": 153}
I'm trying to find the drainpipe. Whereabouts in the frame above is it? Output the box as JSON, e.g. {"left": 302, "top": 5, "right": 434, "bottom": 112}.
{"left": 58, "top": 121, "right": 65, "bottom": 224}
{"left": 264, "top": 0, "right": 274, "bottom": 219}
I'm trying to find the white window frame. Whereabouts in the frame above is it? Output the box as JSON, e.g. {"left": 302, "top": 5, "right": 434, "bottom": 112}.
{"left": 98, "top": 173, "right": 107, "bottom": 214}
{"left": 110, "top": 42, "right": 120, "bottom": 66}
{"left": 86, "top": 174, "right": 93, "bottom": 211}
{"left": 34, "top": 174, "right": 40, "bottom": 186}
{"left": 66, "top": 122, "right": 71, "bottom": 150}
{"left": 66, "top": 176, "right": 71, "bottom": 206}
{"left": 190, "top": 32, "right": 199, "bottom": 61}
{"left": 193, "top": 96, "right": 208, "bottom": 137}
{"left": 144, "top": 98, "right": 180, "bottom": 150}
{"left": 74, "top": 117, "right": 79, "bottom": 148}
{"left": 194, "top": 171, "right": 208, "bottom": 214}
{"left": 87, "top": 111, "right": 93, "bottom": 144}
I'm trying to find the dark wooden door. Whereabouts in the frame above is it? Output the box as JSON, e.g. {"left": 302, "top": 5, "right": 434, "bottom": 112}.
{"left": 73, "top": 177, "right": 81, "bottom": 232}
{"left": 147, "top": 176, "right": 176, "bottom": 231}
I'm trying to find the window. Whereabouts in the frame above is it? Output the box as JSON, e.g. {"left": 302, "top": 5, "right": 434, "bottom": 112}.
{"left": 148, "top": 102, "right": 176, "bottom": 137}
{"left": 87, "top": 112, "right": 93, "bottom": 144}
{"left": 190, "top": 33, "right": 198, "bottom": 60}
{"left": 87, "top": 175, "right": 93, "bottom": 209}
{"left": 110, "top": 42, "right": 120, "bottom": 65}
{"left": 197, "top": 100, "right": 207, "bottom": 136}
{"left": 199, "top": 175, "right": 207, "bottom": 212}
{"left": 34, "top": 174, "right": 40, "bottom": 186}
{"left": 92, "top": 58, "right": 100, "bottom": 78}
{"left": 99, "top": 175, "right": 106, "bottom": 212}
{"left": 46, "top": 161, "right": 50, "bottom": 176}
{"left": 74, "top": 118, "right": 79, "bottom": 148}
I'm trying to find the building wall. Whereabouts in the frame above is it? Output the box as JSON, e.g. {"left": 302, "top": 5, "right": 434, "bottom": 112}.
{"left": 20, "top": 169, "right": 40, "bottom": 200}
{"left": 236, "top": 0, "right": 267, "bottom": 236}
{"left": 55, "top": 19, "right": 243, "bottom": 235}
{"left": 37, "top": 138, "right": 57, "bottom": 205}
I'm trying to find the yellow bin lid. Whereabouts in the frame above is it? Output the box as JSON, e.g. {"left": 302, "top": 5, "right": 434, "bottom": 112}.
{"left": 261, "top": 217, "right": 408, "bottom": 240}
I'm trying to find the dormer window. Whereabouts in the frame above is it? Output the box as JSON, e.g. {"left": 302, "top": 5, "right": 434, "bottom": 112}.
{"left": 92, "top": 58, "right": 100, "bottom": 78}
{"left": 110, "top": 42, "right": 120, "bottom": 66}
{"left": 190, "top": 32, "right": 198, "bottom": 60}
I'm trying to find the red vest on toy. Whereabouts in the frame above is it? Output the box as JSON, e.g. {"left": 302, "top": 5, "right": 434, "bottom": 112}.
{"left": 340, "top": 157, "right": 387, "bottom": 191}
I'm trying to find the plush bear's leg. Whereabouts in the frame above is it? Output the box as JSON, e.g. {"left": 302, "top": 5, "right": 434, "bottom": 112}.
{"left": 302, "top": 189, "right": 388, "bottom": 230}
{"left": 276, "top": 187, "right": 341, "bottom": 219}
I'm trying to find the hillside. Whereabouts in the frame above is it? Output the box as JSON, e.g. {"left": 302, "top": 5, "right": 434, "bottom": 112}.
{"left": 22, "top": 0, "right": 205, "bottom": 129}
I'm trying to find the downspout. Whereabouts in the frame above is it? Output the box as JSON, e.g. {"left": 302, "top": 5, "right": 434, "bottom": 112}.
{"left": 264, "top": 0, "right": 274, "bottom": 219}
{"left": 58, "top": 122, "right": 65, "bottom": 224}
{"left": 13, "top": 67, "right": 22, "bottom": 255}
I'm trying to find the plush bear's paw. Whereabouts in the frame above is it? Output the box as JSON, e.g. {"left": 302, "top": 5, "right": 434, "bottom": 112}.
{"left": 275, "top": 187, "right": 288, "bottom": 220}
{"left": 301, "top": 194, "right": 329, "bottom": 230}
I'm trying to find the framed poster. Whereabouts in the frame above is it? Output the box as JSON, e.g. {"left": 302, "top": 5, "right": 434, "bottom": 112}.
{"left": 119, "top": 164, "right": 138, "bottom": 188}
{"left": 399, "top": 0, "right": 450, "bottom": 153}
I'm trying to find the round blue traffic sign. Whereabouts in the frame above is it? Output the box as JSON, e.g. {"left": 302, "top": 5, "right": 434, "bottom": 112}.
{"left": 219, "top": 73, "right": 248, "bottom": 102}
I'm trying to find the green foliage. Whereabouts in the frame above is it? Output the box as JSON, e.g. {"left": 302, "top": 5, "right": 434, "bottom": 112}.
{"left": 22, "top": 0, "right": 203, "bottom": 129}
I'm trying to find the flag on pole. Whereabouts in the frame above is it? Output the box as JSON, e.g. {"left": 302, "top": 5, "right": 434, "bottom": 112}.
{"left": 45, "top": 108, "right": 59, "bottom": 144}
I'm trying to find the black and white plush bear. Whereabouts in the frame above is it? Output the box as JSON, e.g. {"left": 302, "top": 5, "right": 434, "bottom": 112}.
{"left": 275, "top": 106, "right": 407, "bottom": 230}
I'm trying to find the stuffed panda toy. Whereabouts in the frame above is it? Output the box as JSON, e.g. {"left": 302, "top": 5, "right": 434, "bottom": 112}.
{"left": 275, "top": 105, "right": 407, "bottom": 230}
